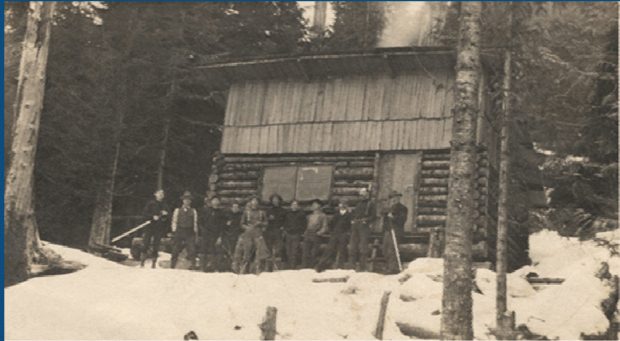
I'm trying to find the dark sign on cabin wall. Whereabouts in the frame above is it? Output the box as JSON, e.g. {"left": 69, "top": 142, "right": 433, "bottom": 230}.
{"left": 261, "top": 166, "right": 333, "bottom": 202}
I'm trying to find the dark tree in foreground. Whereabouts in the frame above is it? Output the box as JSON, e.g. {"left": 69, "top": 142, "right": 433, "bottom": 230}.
{"left": 5, "top": 2, "right": 56, "bottom": 286}
{"left": 441, "top": 2, "right": 482, "bottom": 339}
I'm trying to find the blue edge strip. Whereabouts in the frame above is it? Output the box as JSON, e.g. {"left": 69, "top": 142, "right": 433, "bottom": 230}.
{"left": 2, "top": 0, "right": 6, "bottom": 337}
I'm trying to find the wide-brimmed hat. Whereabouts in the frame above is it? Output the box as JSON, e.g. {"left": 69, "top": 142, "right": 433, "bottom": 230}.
{"left": 180, "top": 191, "right": 194, "bottom": 200}
{"left": 388, "top": 190, "right": 403, "bottom": 198}
{"left": 310, "top": 198, "right": 323, "bottom": 206}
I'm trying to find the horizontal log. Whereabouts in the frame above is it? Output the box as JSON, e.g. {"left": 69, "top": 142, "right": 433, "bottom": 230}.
{"left": 418, "top": 194, "right": 448, "bottom": 202}
{"left": 421, "top": 169, "right": 450, "bottom": 178}
{"left": 417, "top": 215, "right": 446, "bottom": 224}
{"left": 333, "top": 180, "right": 372, "bottom": 187}
{"left": 348, "top": 161, "right": 375, "bottom": 167}
{"left": 417, "top": 207, "right": 447, "bottom": 215}
{"left": 527, "top": 277, "right": 564, "bottom": 285}
{"left": 217, "top": 189, "right": 257, "bottom": 197}
{"left": 223, "top": 155, "right": 374, "bottom": 163}
{"left": 396, "top": 322, "right": 440, "bottom": 340}
{"left": 418, "top": 187, "right": 448, "bottom": 195}
{"left": 422, "top": 153, "right": 451, "bottom": 161}
{"left": 222, "top": 164, "right": 262, "bottom": 171}
{"left": 334, "top": 167, "right": 374, "bottom": 178}
{"left": 417, "top": 200, "right": 447, "bottom": 208}
{"left": 217, "top": 180, "right": 257, "bottom": 189}
{"left": 312, "top": 276, "right": 350, "bottom": 283}
{"left": 417, "top": 221, "right": 446, "bottom": 228}
{"left": 332, "top": 187, "right": 365, "bottom": 196}
{"left": 420, "top": 178, "right": 449, "bottom": 186}
{"left": 218, "top": 171, "right": 260, "bottom": 180}
{"left": 421, "top": 160, "right": 450, "bottom": 169}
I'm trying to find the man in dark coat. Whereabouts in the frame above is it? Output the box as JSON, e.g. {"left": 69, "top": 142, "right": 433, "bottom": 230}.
{"left": 199, "top": 197, "right": 228, "bottom": 272}
{"left": 171, "top": 191, "right": 198, "bottom": 269}
{"left": 349, "top": 188, "right": 376, "bottom": 272}
{"left": 265, "top": 193, "right": 286, "bottom": 271}
{"left": 316, "top": 200, "right": 352, "bottom": 272}
{"left": 283, "top": 200, "right": 306, "bottom": 269}
{"left": 223, "top": 201, "right": 243, "bottom": 260}
{"left": 140, "top": 189, "right": 170, "bottom": 268}
{"left": 382, "top": 190, "right": 408, "bottom": 274}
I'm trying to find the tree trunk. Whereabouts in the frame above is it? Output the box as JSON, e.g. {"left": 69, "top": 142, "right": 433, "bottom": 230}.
{"left": 156, "top": 118, "right": 171, "bottom": 190}
{"left": 88, "top": 137, "right": 121, "bottom": 247}
{"left": 440, "top": 2, "right": 481, "bottom": 340}
{"left": 5, "top": 1, "right": 56, "bottom": 286}
{"left": 496, "top": 4, "right": 514, "bottom": 338}
{"left": 88, "top": 7, "right": 138, "bottom": 249}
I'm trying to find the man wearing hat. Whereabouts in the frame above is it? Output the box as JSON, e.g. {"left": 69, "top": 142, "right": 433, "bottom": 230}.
{"left": 302, "top": 199, "right": 328, "bottom": 268}
{"left": 349, "top": 188, "right": 376, "bottom": 271}
{"left": 316, "top": 200, "right": 352, "bottom": 272}
{"left": 382, "top": 190, "right": 408, "bottom": 274}
{"left": 140, "top": 189, "right": 170, "bottom": 268}
{"left": 170, "top": 191, "right": 198, "bottom": 269}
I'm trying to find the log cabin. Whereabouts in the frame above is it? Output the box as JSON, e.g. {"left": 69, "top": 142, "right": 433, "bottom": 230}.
{"left": 197, "top": 47, "right": 545, "bottom": 271}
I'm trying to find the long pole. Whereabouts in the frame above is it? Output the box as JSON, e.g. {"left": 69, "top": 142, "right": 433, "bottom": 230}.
{"left": 111, "top": 220, "right": 152, "bottom": 243}
{"left": 390, "top": 228, "right": 402, "bottom": 272}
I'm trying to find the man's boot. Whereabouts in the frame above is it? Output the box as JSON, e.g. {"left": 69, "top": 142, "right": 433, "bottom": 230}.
{"left": 151, "top": 258, "right": 157, "bottom": 269}
{"left": 140, "top": 253, "right": 146, "bottom": 268}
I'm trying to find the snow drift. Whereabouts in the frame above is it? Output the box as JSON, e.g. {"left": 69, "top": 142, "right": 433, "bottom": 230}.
{"left": 6, "top": 230, "right": 620, "bottom": 340}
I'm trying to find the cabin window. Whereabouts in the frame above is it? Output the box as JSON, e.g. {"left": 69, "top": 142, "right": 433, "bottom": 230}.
{"left": 261, "top": 165, "right": 333, "bottom": 202}
{"left": 295, "top": 166, "right": 333, "bottom": 201}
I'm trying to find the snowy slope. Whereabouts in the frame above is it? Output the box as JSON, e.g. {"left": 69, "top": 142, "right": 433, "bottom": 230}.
{"left": 6, "top": 230, "right": 619, "bottom": 340}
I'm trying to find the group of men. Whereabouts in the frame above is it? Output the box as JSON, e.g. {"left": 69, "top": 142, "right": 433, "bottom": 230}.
{"left": 138, "top": 187, "right": 408, "bottom": 274}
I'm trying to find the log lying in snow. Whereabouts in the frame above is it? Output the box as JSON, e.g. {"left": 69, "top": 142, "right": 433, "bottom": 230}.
{"left": 312, "top": 276, "right": 350, "bottom": 283}
{"left": 396, "top": 322, "right": 441, "bottom": 340}
{"left": 526, "top": 277, "right": 565, "bottom": 285}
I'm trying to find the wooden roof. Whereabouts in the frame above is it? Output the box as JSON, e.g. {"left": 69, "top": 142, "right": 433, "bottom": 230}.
{"left": 195, "top": 47, "right": 458, "bottom": 88}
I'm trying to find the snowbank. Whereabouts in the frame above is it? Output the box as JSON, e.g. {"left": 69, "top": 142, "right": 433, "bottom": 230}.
{"left": 6, "top": 230, "right": 620, "bottom": 340}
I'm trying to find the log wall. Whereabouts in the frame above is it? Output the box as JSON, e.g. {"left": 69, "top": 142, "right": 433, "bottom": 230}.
{"left": 211, "top": 148, "right": 525, "bottom": 267}
{"left": 213, "top": 153, "right": 376, "bottom": 207}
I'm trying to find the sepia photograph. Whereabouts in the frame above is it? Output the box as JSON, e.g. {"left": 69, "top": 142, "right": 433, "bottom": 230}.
{"left": 4, "top": 1, "right": 619, "bottom": 340}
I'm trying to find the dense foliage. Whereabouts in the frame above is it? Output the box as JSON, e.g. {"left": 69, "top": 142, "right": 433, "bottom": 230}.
{"left": 5, "top": 2, "right": 617, "bottom": 246}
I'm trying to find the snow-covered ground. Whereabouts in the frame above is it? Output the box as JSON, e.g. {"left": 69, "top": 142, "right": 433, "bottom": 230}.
{"left": 6, "top": 230, "right": 620, "bottom": 340}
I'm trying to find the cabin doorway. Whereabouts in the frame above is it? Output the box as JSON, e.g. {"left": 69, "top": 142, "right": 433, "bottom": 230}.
{"left": 377, "top": 152, "right": 422, "bottom": 233}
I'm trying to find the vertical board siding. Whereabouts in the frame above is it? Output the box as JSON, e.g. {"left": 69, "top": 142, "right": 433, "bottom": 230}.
{"left": 221, "top": 69, "right": 461, "bottom": 154}
{"left": 229, "top": 70, "right": 455, "bottom": 126}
